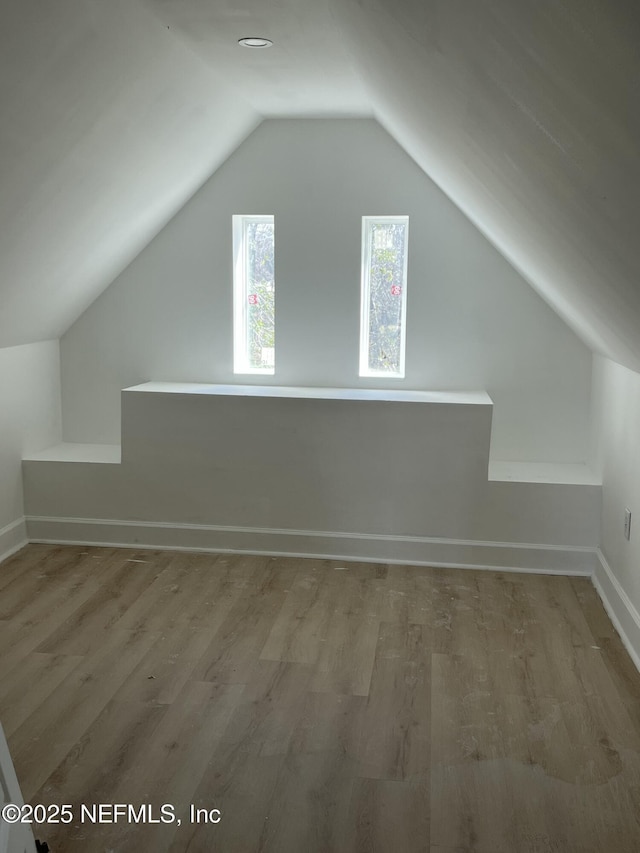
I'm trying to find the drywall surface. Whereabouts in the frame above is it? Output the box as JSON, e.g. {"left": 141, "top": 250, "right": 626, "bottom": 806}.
{"left": 144, "top": 0, "right": 369, "bottom": 116}
{"left": 0, "top": 341, "right": 61, "bottom": 556}
{"left": 335, "top": 0, "right": 640, "bottom": 372}
{"left": 0, "top": 0, "right": 258, "bottom": 348}
{"left": 591, "top": 357, "right": 640, "bottom": 608}
{"left": 61, "top": 119, "right": 592, "bottom": 462}
{"left": 25, "top": 383, "right": 600, "bottom": 569}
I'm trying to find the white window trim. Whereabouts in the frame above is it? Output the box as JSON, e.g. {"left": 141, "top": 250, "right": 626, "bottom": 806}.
{"left": 359, "top": 215, "right": 409, "bottom": 379}
{"left": 232, "top": 214, "right": 275, "bottom": 375}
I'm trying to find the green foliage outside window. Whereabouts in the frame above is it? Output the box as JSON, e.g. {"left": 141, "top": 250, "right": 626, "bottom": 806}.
{"left": 367, "top": 223, "right": 406, "bottom": 373}
{"left": 246, "top": 221, "right": 275, "bottom": 369}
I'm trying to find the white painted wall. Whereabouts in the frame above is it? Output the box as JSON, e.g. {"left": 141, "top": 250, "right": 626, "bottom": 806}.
{"left": 591, "top": 357, "right": 640, "bottom": 599}
{"left": 588, "top": 355, "right": 640, "bottom": 668}
{"left": 0, "top": 342, "right": 61, "bottom": 560}
{"left": 61, "top": 119, "right": 593, "bottom": 463}
{"left": 24, "top": 383, "right": 600, "bottom": 572}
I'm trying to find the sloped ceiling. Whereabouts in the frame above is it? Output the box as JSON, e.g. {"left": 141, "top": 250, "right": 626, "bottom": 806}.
{"left": 1, "top": 0, "right": 640, "bottom": 371}
{"left": 333, "top": 0, "right": 640, "bottom": 371}
{"left": 0, "top": 0, "right": 260, "bottom": 348}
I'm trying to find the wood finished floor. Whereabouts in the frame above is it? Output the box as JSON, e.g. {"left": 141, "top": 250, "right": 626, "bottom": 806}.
{"left": 1, "top": 545, "right": 640, "bottom": 852}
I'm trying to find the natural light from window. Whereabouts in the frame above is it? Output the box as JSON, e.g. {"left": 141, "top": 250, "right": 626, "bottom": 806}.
{"left": 233, "top": 214, "right": 275, "bottom": 374}
{"left": 359, "top": 216, "right": 409, "bottom": 378}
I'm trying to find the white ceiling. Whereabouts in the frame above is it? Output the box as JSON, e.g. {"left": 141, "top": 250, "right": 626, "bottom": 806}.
{"left": 143, "top": 0, "right": 371, "bottom": 116}
{"left": 0, "top": 0, "right": 258, "bottom": 347}
{"left": 333, "top": 0, "right": 640, "bottom": 370}
{"left": 1, "top": 0, "right": 640, "bottom": 371}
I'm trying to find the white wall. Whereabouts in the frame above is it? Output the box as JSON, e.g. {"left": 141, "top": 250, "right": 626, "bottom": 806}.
{"left": 60, "top": 118, "right": 593, "bottom": 463}
{"left": 0, "top": 341, "right": 61, "bottom": 560}
{"left": 590, "top": 355, "right": 640, "bottom": 669}
{"left": 24, "top": 383, "right": 600, "bottom": 572}
{"left": 592, "top": 356, "right": 640, "bottom": 593}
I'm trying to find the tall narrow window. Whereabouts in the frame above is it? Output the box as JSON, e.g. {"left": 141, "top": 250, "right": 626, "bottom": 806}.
{"left": 359, "top": 216, "right": 409, "bottom": 378}
{"left": 233, "top": 215, "right": 275, "bottom": 374}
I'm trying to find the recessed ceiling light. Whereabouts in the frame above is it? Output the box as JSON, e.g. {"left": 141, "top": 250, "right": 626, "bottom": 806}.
{"left": 238, "top": 37, "right": 273, "bottom": 49}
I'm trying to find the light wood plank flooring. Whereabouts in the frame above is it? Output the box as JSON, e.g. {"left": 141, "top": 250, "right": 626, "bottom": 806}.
{"left": 1, "top": 544, "right": 640, "bottom": 852}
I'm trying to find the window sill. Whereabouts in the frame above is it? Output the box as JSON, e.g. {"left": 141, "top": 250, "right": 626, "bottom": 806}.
{"left": 123, "top": 382, "right": 493, "bottom": 406}
{"left": 23, "top": 443, "right": 121, "bottom": 464}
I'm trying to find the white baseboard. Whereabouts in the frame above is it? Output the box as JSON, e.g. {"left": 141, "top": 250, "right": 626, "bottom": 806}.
{"left": 593, "top": 548, "right": 640, "bottom": 673}
{"left": 25, "top": 515, "right": 597, "bottom": 576}
{"left": 0, "top": 517, "right": 28, "bottom": 565}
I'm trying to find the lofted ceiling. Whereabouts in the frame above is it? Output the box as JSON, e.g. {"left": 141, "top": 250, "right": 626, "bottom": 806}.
{"left": 0, "top": 0, "right": 259, "bottom": 348}
{"left": 1, "top": 0, "right": 639, "bottom": 371}
{"left": 334, "top": 0, "right": 640, "bottom": 371}
{"left": 143, "top": 0, "right": 371, "bottom": 116}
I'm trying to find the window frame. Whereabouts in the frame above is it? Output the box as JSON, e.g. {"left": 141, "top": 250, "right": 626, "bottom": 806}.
{"left": 359, "top": 215, "right": 409, "bottom": 379}
{"left": 232, "top": 213, "right": 275, "bottom": 376}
